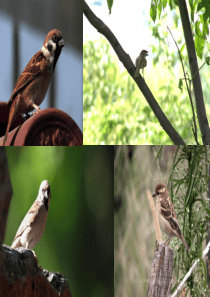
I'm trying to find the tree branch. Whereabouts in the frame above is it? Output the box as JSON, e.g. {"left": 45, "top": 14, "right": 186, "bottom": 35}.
{"left": 83, "top": 1, "right": 185, "bottom": 144}
{"left": 178, "top": 0, "right": 210, "bottom": 144}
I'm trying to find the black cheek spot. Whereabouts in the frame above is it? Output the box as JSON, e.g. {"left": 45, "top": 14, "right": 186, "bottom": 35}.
{"left": 47, "top": 44, "right": 53, "bottom": 52}
{"left": 44, "top": 197, "right": 48, "bottom": 211}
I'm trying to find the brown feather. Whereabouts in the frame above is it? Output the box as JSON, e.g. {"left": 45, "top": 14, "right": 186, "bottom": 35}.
{"left": 153, "top": 182, "right": 189, "bottom": 252}
{"left": 7, "top": 52, "right": 44, "bottom": 108}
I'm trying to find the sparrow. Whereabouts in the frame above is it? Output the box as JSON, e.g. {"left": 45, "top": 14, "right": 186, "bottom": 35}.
{"left": 152, "top": 182, "right": 190, "bottom": 252}
{"left": 134, "top": 49, "right": 148, "bottom": 78}
{"left": 3, "top": 29, "right": 65, "bottom": 146}
{"left": 11, "top": 180, "right": 51, "bottom": 250}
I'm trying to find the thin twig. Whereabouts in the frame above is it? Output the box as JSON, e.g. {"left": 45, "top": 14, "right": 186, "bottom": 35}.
{"left": 191, "top": 61, "right": 206, "bottom": 80}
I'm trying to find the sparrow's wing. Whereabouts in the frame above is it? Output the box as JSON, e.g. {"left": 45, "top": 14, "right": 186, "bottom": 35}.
{"left": 7, "top": 51, "right": 45, "bottom": 107}
{"left": 135, "top": 56, "right": 139, "bottom": 67}
{"left": 160, "top": 197, "right": 182, "bottom": 237}
{"left": 134, "top": 55, "right": 141, "bottom": 76}
{"left": 12, "top": 200, "right": 40, "bottom": 240}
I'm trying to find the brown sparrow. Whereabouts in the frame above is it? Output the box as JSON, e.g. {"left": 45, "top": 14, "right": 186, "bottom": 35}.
{"left": 134, "top": 49, "right": 148, "bottom": 77}
{"left": 152, "top": 182, "right": 189, "bottom": 252}
{"left": 3, "top": 29, "right": 65, "bottom": 146}
{"left": 11, "top": 180, "right": 51, "bottom": 250}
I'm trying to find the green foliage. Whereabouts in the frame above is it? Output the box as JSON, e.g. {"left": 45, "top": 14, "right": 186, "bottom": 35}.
{"left": 148, "top": 9, "right": 210, "bottom": 143}
{"left": 84, "top": 37, "right": 202, "bottom": 144}
{"left": 150, "top": 0, "right": 210, "bottom": 59}
{"left": 167, "top": 146, "right": 210, "bottom": 295}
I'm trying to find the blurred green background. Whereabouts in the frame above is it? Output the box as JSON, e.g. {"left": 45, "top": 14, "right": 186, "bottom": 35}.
{"left": 4, "top": 146, "right": 113, "bottom": 297}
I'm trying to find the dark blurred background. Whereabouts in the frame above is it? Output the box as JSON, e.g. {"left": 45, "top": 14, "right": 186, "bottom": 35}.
{"left": 0, "top": 0, "right": 82, "bottom": 131}
{"left": 5, "top": 147, "right": 113, "bottom": 297}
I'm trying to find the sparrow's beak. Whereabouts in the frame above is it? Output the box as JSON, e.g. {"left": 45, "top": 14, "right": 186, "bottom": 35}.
{"left": 146, "top": 52, "right": 149, "bottom": 56}
{"left": 58, "top": 39, "right": 65, "bottom": 48}
{"left": 152, "top": 192, "right": 156, "bottom": 197}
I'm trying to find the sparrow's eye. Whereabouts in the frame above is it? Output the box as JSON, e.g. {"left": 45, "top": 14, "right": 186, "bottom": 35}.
{"left": 52, "top": 35, "right": 58, "bottom": 43}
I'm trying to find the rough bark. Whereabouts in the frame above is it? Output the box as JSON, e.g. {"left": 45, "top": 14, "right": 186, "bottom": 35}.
{"left": 1, "top": 242, "right": 72, "bottom": 296}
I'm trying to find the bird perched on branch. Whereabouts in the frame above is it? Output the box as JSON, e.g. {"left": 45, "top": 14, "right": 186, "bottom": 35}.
{"left": 134, "top": 49, "right": 148, "bottom": 78}
{"left": 3, "top": 29, "right": 65, "bottom": 146}
{"left": 152, "top": 182, "right": 190, "bottom": 252}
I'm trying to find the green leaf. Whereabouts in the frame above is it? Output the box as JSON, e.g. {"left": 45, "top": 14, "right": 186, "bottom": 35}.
{"left": 189, "top": 0, "right": 198, "bottom": 22}
{"left": 169, "top": 0, "right": 174, "bottom": 10}
{"left": 195, "top": 21, "right": 205, "bottom": 59}
{"left": 197, "top": 2, "right": 204, "bottom": 12}
{"left": 178, "top": 78, "right": 183, "bottom": 91}
{"left": 180, "top": 43, "right": 186, "bottom": 54}
{"left": 205, "top": 56, "right": 210, "bottom": 65}
{"left": 107, "top": 0, "right": 113, "bottom": 14}
{"left": 158, "top": 0, "right": 163, "bottom": 19}
{"left": 150, "top": 3, "right": 157, "bottom": 22}
{"left": 197, "top": 0, "right": 210, "bottom": 23}
{"left": 163, "top": 0, "right": 167, "bottom": 9}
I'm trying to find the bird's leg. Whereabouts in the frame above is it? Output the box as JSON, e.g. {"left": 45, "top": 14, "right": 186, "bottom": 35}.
{"left": 31, "top": 103, "right": 42, "bottom": 116}
{"left": 163, "top": 235, "right": 172, "bottom": 246}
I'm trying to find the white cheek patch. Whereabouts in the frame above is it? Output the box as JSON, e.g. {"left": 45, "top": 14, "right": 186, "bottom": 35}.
{"left": 41, "top": 40, "right": 56, "bottom": 63}
{"left": 159, "top": 187, "right": 165, "bottom": 193}
{"left": 46, "top": 40, "right": 57, "bottom": 52}
{"left": 41, "top": 45, "right": 49, "bottom": 56}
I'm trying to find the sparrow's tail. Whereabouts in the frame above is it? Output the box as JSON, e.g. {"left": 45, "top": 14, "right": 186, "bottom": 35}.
{"left": 180, "top": 234, "right": 190, "bottom": 252}
{"left": 3, "top": 97, "right": 19, "bottom": 146}
{"left": 134, "top": 67, "right": 140, "bottom": 77}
